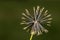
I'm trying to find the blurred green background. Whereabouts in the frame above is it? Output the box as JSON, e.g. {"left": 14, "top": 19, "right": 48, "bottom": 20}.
{"left": 0, "top": 0, "right": 60, "bottom": 40}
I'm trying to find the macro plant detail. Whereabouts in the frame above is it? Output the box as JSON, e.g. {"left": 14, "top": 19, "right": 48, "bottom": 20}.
{"left": 20, "top": 6, "right": 52, "bottom": 40}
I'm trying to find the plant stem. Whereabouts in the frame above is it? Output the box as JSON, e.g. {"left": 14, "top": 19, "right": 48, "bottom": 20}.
{"left": 30, "top": 34, "right": 34, "bottom": 40}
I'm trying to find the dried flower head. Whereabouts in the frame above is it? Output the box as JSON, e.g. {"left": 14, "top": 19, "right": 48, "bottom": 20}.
{"left": 20, "top": 6, "right": 52, "bottom": 40}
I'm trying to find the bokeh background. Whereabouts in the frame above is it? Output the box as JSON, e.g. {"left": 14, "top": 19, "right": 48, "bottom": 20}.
{"left": 0, "top": 0, "right": 60, "bottom": 40}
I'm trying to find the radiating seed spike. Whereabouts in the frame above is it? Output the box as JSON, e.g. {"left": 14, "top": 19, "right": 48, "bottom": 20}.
{"left": 44, "top": 10, "right": 48, "bottom": 16}
{"left": 36, "top": 6, "right": 40, "bottom": 12}
{"left": 44, "top": 13, "right": 48, "bottom": 16}
{"left": 25, "top": 9, "right": 33, "bottom": 19}
{"left": 37, "top": 6, "right": 40, "bottom": 10}
{"left": 22, "top": 13, "right": 29, "bottom": 18}
{"left": 46, "top": 14, "right": 51, "bottom": 18}
{"left": 31, "top": 25, "right": 37, "bottom": 35}
{"left": 22, "top": 13, "right": 26, "bottom": 16}
{"left": 37, "top": 31, "right": 42, "bottom": 35}
{"left": 25, "top": 9, "right": 30, "bottom": 15}
{"left": 47, "top": 24, "right": 51, "bottom": 26}
{"left": 44, "top": 29, "right": 48, "bottom": 33}
{"left": 47, "top": 21, "right": 51, "bottom": 23}
{"left": 42, "top": 14, "right": 51, "bottom": 20}
{"left": 33, "top": 7, "right": 36, "bottom": 20}
{"left": 20, "top": 22, "right": 29, "bottom": 25}
{"left": 23, "top": 27, "right": 27, "bottom": 30}
{"left": 22, "top": 13, "right": 33, "bottom": 20}
{"left": 48, "top": 18, "right": 52, "bottom": 20}
{"left": 21, "top": 17, "right": 26, "bottom": 19}
{"left": 37, "top": 7, "right": 44, "bottom": 19}
{"left": 40, "top": 7, "right": 44, "bottom": 13}
{"left": 20, "top": 23, "right": 25, "bottom": 24}
{"left": 33, "top": 7, "right": 35, "bottom": 13}
{"left": 41, "top": 18, "right": 52, "bottom": 23}
{"left": 40, "top": 19, "right": 46, "bottom": 23}
{"left": 41, "top": 18, "right": 52, "bottom": 24}
{"left": 45, "top": 10, "right": 48, "bottom": 13}
{"left": 23, "top": 26, "right": 29, "bottom": 30}
{"left": 36, "top": 6, "right": 40, "bottom": 15}
{"left": 39, "top": 23, "right": 46, "bottom": 32}
{"left": 37, "top": 32, "right": 40, "bottom": 35}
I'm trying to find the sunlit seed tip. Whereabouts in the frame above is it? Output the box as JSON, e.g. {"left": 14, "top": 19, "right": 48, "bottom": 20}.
{"left": 42, "top": 7, "right": 44, "bottom": 10}
{"left": 21, "top": 17, "right": 26, "bottom": 19}
{"left": 37, "top": 32, "right": 40, "bottom": 35}
{"left": 22, "top": 13, "right": 29, "bottom": 18}
{"left": 48, "top": 18, "right": 52, "bottom": 20}
{"left": 37, "top": 31, "right": 42, "bottom": 35}
{"left": 36, "top": 6, "right": 40, "bottom": 14}
{"left": 44, "top": 29, "right": 48, "bottom": 33}
{"left": 47, "top": 24, "right": 51, "bottom": 26}
{"left": 44, "top": 13, "right": 48, "bottom": 16}
{"left": 25, "top": 9, "right": 29, "bottom": 12}
{"left": 23, "top": 26, "right": 28, "bottom": 30}
{"left": 44, "top": 10, "right": 48, "bottom": 16}
{"left": 46, "top": 14, "right": 51, "bottom": 18}
{"left": 22, "top": 13, "right": 25, "bottom": 15}
{"left": 25, "top": 9, "right": 28, "bottom": 11}
{"left": 37, "top": 6, "right": 40, "bottom": 9}
{"left": 47, "top": 21, "right": 51, "bottom": 23}
{"left": 25, "top": 9, "right": 28, "bottom": 12}
{"left": 25, "top": 9, "right": 31, "bottom": 16}
{"left": 33, "top": 7, "right": 35, "bottom": 10}
{"left": 45, "top": 10, "right": 48, "bottom": 13}
{"left": 20, "top": 23, "right": 25, "bottom": 24}
{"left": 40, "top": 7, "right": 44, "bottom": 12}
{"left": 43, "top": 7, "right": 44, "bottom": 9}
